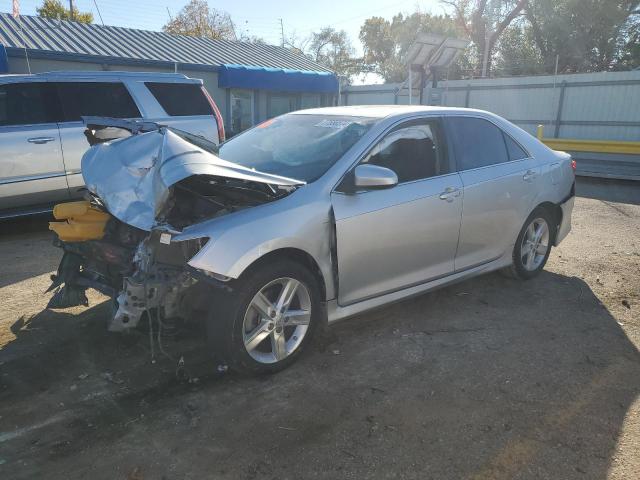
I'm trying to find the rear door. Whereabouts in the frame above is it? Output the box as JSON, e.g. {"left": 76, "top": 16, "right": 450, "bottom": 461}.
{"left": 55, "top": 81, "right": 142, "bottom": 199}
{"left": 142, "top": 82, "right": 219, "bottom": 143}
{"left": 446, "top": 116, "right": 540, "bottom": 271}
{"left": 331, "top": 118, "right": 463, "bottom": 306}
{"left": 0, "top": 81, "right": 69, "bottom": 211}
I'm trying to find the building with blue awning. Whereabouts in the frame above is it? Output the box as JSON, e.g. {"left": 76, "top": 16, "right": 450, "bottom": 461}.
{"left": 0, "top": 13, "right": 338, "bottom": 136}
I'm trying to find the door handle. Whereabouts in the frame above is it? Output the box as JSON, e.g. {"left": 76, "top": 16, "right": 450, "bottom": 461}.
{"left": 439, "top": 186, "right": 461, "bottom": 202}
{"left": 27, "top": 137, "right": 56, "bottom": 144}
{"left": 523, "top": 170, "right": 537, "bottom": 182}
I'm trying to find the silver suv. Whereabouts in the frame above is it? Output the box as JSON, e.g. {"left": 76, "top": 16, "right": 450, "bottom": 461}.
{"left": 0, "top": 71, "right": 224, "bottom": 218}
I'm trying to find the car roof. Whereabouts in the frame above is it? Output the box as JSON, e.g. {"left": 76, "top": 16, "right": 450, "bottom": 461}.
{"left": 0, "top": 71, "right": 200, "bottom": 84}
{"left": 291, "top": 105, "right": 489, "bottom": 119}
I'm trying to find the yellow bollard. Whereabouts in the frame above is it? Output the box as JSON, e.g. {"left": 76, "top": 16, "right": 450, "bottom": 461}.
{"left": 537, "top": 124, "right": 544, "bottom": 141}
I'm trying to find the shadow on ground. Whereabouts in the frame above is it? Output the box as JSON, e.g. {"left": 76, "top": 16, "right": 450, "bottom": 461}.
{"left": 1, "top": 270, "right": 638, "bottom": 479}
{"left": 0, "top": 214, "right": 57, "bottom": 288}
{"left": 577, "top": 177, "right": 640, "bottom": 205}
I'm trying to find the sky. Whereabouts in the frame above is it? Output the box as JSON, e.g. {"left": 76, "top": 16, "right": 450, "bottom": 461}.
{"left": 3, "top": 0, "right": 447, "bottom": 83}
{"left": 4, "top": 0, "right": 445, "bottom": 49}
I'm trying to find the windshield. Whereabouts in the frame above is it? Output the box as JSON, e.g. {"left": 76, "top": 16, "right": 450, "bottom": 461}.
{"left": 217, "top": 114, "right": 377, "bottom": 182}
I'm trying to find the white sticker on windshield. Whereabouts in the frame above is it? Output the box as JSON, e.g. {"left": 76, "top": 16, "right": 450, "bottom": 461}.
{"left": 315, "top": 119, "right": 353, "bottom": 129}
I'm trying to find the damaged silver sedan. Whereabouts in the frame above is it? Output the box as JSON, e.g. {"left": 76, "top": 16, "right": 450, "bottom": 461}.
{"left": 47, "top": 106, "right": 575, "bottom": 373}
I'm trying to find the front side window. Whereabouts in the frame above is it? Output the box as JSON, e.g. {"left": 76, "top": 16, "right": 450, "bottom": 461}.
{"left": 448, "top": 117, "right": 509, "bottom": 171}
{"left": 56, "top": 82, "right": 140, "bottom": 121}
{"left": 0, "top": 82, "right": 56, "bottom": 127}
{"left": 218, "top": 114, "right": 377, "bottom": 182}
{"left": 361, "top": 120, "right": 447, "bottom": 183}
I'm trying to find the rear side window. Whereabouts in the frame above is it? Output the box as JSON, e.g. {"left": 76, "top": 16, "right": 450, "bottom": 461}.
{"left": 0, "top": 82, "right": 58, "bottom": 126}
{"left": 56, "top": 82, "right": 141, "bottom": 121}
{"left": 145, "top": 82, "right": 213, "bottom": 116}
{"left": 363, "top": 119, "right": 447, "bottom": 183}
{"left": 448, "top": 117, "right": 509, "bottom": 171}
{"left": 503, "top": 133, "right": 529, "bottom": 161}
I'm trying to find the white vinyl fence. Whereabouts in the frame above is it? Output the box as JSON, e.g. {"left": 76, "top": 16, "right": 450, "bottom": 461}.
{"left": 341, "top": 71, "right": 640, "bottom": 180}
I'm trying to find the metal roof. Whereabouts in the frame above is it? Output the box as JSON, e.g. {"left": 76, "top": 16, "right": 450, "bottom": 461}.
{"left": 0, "top": 13, "right": 331, "bottom": 73}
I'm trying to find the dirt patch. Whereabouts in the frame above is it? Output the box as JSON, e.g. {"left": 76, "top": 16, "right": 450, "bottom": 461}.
{"left": 1, "top": 197, "right": 639, "bottom": 480}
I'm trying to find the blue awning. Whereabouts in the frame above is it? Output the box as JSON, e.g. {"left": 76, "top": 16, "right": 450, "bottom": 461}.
{"left": 218, "top": 64, "right": 338, "bottom": 93}
{"left": 0, "top": 44, "right": 8, "bottom": 73}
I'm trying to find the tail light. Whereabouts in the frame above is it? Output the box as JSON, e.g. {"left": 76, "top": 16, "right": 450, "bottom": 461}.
{"left": 571, "top": 159, "right": 577, "bottom": 170}
{"left": 201, "top": 86, "right": 225, "bottom": 143}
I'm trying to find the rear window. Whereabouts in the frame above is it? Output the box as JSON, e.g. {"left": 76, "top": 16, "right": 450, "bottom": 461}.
{"left": 56, "top": 82, "right": 141, "bottom": 121}
{"left": 145, "top": 82, "right": 213, "bottom": 116}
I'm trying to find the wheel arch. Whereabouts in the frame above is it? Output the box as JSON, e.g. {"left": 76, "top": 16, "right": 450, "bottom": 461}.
{"left": 531, "top": 201, "right": 562, "bottom": 243}
{"left": 239, "top": 247, "right": 328, "bottom": 302}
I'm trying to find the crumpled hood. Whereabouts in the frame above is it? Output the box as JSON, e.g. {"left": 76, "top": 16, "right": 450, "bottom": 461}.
{"left": 82, "top": 128, "right": 303, "bottom": 231}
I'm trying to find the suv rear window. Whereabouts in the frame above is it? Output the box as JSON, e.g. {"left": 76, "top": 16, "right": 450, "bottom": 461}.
{"left": 56, "top": 82, "right": 141, "bottom": 121}
{"left": 145, "top": 82, "right": 213, "bottom": 116}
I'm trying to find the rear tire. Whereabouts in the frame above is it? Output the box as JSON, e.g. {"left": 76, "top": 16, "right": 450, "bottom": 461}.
{"left": 207, "top": 260, "right": 323, "bottom": 374}
{"left": 505, "top": 208, "right": 555, "bottom": 280}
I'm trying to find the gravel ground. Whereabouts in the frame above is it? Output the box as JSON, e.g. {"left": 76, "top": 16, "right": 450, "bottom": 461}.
{"left": 0, "top": 195, "right": 638, "bottom": 480}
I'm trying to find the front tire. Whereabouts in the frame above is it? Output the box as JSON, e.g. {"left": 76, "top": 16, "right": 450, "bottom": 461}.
{"left": 207, "top": 260, "right": 323, "bottom": 374}
{"left": 506, "top": 208, "right": 554, "bottom": 280}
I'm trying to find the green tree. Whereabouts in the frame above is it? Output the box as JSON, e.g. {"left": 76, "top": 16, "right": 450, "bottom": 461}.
{"left": 163, "top": 0, "right": 235, "bottom": 40}
{"left": 442, "top": 0, "right": 529, "bottom": 76}
{"left": 525, "top": 0, "right": 640, "bottom": 72}
{"left": 37, "top": 0, "right": 93, "bottom": 23}
{"left": 359, "top": 12, "right": 469, "bottom": 82}
{"left": 616, "top": 8, "right": 640, "bottom": 69}
{"left": 308, "top": 28, "right": 362, "bottom": 81}
{"left": 494, "top": 23, "right": 545, "bottom": 76}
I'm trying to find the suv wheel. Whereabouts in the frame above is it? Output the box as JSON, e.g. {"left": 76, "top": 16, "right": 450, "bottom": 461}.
{"left": 208, "top": 260, "right": 322, "bottom": 374}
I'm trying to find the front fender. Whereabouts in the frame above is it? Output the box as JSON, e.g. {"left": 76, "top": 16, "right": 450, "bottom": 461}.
{"left": 174, "top": 195, "right": 336, "bottom": 300}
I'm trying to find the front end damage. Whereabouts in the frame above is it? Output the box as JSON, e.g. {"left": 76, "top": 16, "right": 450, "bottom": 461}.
{"left": 48, "top": 206, "right": 200, "bottom": 331}
{"left": 47, "top": 119, "right": 303, "bottom": 332}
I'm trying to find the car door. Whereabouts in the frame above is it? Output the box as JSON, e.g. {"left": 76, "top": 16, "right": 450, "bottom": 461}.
{"left": 331, "top": 118, "right": 463, "bottom": 306}
{"left": 446, "top": 116, "right": 540, "bottom": 271}
{"left": 0, "top": 81, "right": 69, "bottom": 211}
{"left": 54, "top": 81, "right": 142, "bottom": 199}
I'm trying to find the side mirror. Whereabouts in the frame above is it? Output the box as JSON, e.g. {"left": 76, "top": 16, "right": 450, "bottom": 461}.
{"left": 354, "top": 164, "right": 398, "bottom": 189}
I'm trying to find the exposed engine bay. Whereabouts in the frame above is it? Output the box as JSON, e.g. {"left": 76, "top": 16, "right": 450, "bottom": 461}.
{"left": 47, "top": 118, "right": 303, "bottom": 333}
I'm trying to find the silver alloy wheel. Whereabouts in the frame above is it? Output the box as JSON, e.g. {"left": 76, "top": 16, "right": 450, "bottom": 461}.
{"left": 242, "top": 277, "right": 312, "bottom": 364}
{"left": 521, "top": 217, "right": 550, "bottom": 271}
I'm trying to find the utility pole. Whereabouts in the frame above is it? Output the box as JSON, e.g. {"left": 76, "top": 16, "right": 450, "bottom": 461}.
{"left": 69, "top": 0, "right": 75, "bottom": 21}
{"left": 279, "top": 18, "right": 285, "bottom": 48}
